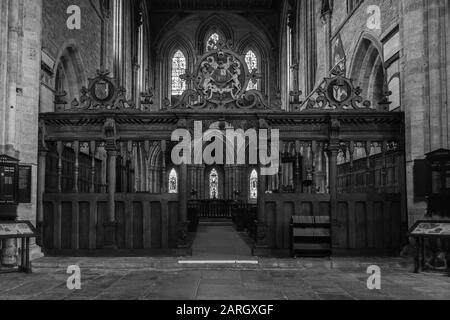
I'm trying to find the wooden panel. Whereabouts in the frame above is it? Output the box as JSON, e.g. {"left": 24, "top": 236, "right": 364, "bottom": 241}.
{"left": 150, "top": 201, "right": 162, "bottom": 249}
{"left": 355, "top": 202, "right": 367, "bottom": 249}
{"left": 348, "top": 201, "right": 357, "bottom": 249}
{"left": 96, "top": 202, "right": 108, "bottom": 249}
{"left": 42, "top": 193, "right": 179, "bottom": 252}
{"left": 383, "top": 201, "right": 392, "bottom": 249}
{"left": 133, "top": 202, "right": 144, "bottom": 249}
{"left": 282, "top": 202, "right": 294, "bottom": 248}
{"left": 335, "top": 202, "right": 349, "bottom": 249}
{"left": 319, "top": 202, "right": 330, "bottom": 217}
{"left": 168, "top": 201, "right": 178, "bottom": 248}
{"left": 115, "top": 202, "right": 125, "bottom": 249}
{"left": 43, "top": 202, "right": 54, "bottom": 250}
{"left": 143, "top": 201, "right": 152, "bottom": 249}
{"left": 293, "top": 243, "right": 331, "bottom": 250}
{"left": 265, "top": 202, "right": 276, "bottom": 248}
{"left": 61, "top": 202, "right": 72, "bottom": 249}
{"left": 124, "top": 201, "right": 133, "bottom": 249}
{"left": 79, "top": 202, "right": 90, "bottom": 249}
{"left": 373, "top": 202, "right": 384, "bottom": 249}
{"left": 390, "top": 201, "right": 402, "bottom": 249}
{"left": 299, "top": 202, "right": 312, "bottom": 216}
{"left": 366, "top": 201, "right": 375, "bottom": 249}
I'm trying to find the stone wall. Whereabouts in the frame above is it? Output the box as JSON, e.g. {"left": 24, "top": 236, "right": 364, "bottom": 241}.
{"left": 0, "top": 0, "right": 43, "bottom": 259}
{"left": 40, "top": 0, "right": 104, "bottom": 113}
{"left": 298, "top": 0, "right": 449, "bottom": 227}
{"left": 149, "top": 11, "right": 279, "bottom": 108}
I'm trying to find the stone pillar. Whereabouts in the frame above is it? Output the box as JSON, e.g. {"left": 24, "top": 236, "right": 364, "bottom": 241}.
{"left": 4, "top": 0, "right": 19, "bottom": 154}
{"left": 321, "top": 10, "right": 332, "bottom": 76}
{"left": 37, "top": 148, "right": 47, "bottom": 245}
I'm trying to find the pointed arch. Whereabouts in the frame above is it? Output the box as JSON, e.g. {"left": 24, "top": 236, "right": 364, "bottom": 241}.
{"left": 52, "top": 41, "right": 86, "bottom": 109}
{"left": 349, "top": 32, "right": 387, "bottom": 109}
{"left": 195, "top": 14, "right": 234, "bottom": 54}
{"left": 168, "top": 168, "right": 178, "bottom": 194}
{"left": 236, "top": 32, "right": 271, "bottom": 94}
{"left": 171, "top": 50, "right": 187, "bottom": 96}
{"left": 156, "top": 33, "right": 195, "bottom": 107}
{"left": 209, "top": 168, "right": 219, "bottom": 199}
{"left": 249, "top": 169, "right": 258, "bottom": 200}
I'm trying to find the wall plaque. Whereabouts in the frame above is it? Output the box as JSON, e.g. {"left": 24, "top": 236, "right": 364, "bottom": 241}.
{"left": 18, "top": 165, "right": 32, "bottom": 203}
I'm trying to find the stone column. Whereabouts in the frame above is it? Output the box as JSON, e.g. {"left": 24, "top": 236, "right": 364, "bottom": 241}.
{"left": 37, "top": 148, "right": 47, "bottom": 245}
{"left": 321, "top": 10, "right": 332, "bottom": 76}
{"left": 4, "top": 0, "right": 19, "bottom": 154}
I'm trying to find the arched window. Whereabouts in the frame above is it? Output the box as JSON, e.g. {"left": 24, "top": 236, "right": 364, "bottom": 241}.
{"left": 245, "top": 50, "right": 259, "bottom": 90}
{"left": 168, "top": 168, "right": 178, "bottom": 194}
{"left": 209, "top": 169, "right": 219, "bottom": 199}
{"left": 171, "top": 50, "right": 187, "bottom": 96}
{"left": 206, "top": 32, "right": 222, "bottom": 52}
{"left": 249, "top": 169, "right": 258, "bottom": 200}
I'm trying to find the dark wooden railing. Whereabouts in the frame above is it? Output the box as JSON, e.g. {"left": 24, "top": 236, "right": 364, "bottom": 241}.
{"left": 188, "top": 200, "right": 234, "bottom": 219}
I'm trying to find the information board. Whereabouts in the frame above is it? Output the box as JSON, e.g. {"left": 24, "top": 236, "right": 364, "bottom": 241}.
{"left": 0, "top": 221, "right": 37, "bottom": 239}
{"left": 409, "top": 221, "right": 450, "bottom": 237}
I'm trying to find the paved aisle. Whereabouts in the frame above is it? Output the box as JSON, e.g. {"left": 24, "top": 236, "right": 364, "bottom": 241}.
{"left": 191, "top": 223, "right": 253, "bottom": 260}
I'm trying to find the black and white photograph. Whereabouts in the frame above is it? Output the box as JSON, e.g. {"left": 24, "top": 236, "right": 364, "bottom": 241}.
{"left": 0, "top": 0, "right": 449, "bottom": 311}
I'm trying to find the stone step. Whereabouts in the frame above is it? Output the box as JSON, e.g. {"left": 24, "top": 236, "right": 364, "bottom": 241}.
{"left": 198, "top": 219, "right": 233, "bottom": 226}
{"left": 31, "top": 256, "right": 415, "bottom": 273}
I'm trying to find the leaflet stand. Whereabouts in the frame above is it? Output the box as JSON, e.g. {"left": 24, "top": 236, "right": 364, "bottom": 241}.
{"left": 0, "top": 221, "right": 37, "bottom": 274}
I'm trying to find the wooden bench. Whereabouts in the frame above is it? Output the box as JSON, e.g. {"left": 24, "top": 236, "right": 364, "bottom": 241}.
{"left": 290, "top": 216, "right": 332, "bottom": 257}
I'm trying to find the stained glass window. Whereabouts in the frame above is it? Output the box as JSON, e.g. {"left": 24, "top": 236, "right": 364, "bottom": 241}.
{"left": 249, "top": 169, "right": 258, "bottom": 199}
{"left": 206, "top": 33, "right": 221, "bottom": 52}
{"left": 171, "top": 50, "right": 186, "bottom": 96}
{"left": 209, "top": 169, "right": 219, "bottom": 199}
{"left": 169, "top": 168, "right": 178, "bottom": 194}
{"left": 245, "top": 50, "right": 258, "bottom": 90}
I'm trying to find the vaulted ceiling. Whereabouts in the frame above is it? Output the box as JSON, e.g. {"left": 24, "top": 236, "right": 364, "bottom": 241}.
{"left": 148, "top": 0, "right": 280, "bottom": 12}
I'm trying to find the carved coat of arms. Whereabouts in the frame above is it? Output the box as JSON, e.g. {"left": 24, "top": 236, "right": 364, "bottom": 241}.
{"left": 196, "top": 50, "right": 246, "bottom": 104}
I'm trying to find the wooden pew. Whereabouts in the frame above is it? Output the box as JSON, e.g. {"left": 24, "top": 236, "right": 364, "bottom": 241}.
{"left": 290, "top": 216, "right": 332, "bottom": 257}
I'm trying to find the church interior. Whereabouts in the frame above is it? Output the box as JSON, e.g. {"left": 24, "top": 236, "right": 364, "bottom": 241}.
{"left": 0, "top": 0, "right": 449, "bottom": 268}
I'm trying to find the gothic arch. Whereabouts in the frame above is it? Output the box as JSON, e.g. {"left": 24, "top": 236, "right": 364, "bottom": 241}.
{"left": 236, "top": 32, "right": 270, "bottom": 60}
{"left": 156, "top": 33, "right": 195, "bottom": 106}
{"left": 195, "top": 14, "right": 234, "bottom": 54}
{"left": 236, "top": 32, "right": 271, "bottom": 94}
{"left": 349, "top": 32, "right": 387, "bottom": 109}
{"left": 53, "top": 41, "right": 86, "bottom": 108}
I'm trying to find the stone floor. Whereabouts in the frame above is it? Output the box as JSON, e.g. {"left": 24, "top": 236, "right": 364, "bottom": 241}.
{"left": 0, "top": 266, "right": 449, "bottom": 300}
{"left": 191, "top": 222, "right": 254, "bottom": 260}
{"left": 0, "top": 225, "right": 449, "bottom": 300}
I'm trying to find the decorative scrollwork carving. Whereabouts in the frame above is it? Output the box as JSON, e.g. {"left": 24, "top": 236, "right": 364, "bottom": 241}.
{"left": 170, "top": 46, "right": 279, "bottom": 111}
{"left": 300, "top": 74, "right": 375, "bottom": 112}
{"left": 57, "top": 69, "right": 139, "bottom": 112}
